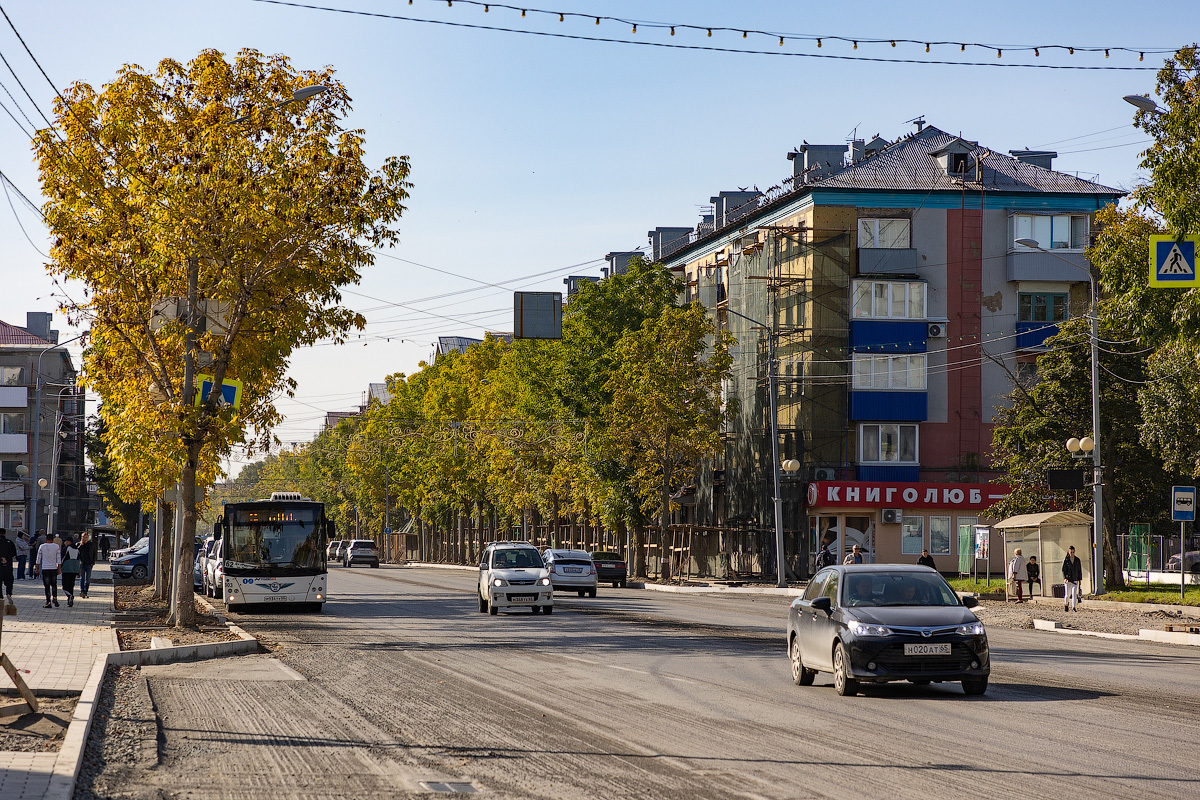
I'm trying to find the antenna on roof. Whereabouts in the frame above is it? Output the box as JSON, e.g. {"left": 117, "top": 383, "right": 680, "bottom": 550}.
{"left": 905, "top": 116, "right": 926, "bottom": 132}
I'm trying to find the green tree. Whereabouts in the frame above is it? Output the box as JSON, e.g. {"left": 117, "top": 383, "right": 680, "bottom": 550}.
{"left": 36, "top": 49, "right": 411, "bottom": 626}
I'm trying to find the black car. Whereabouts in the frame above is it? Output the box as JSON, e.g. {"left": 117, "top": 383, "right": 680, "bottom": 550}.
{"left": 589, "top": 551, "right": 627, "bottom": 588}
{"left": 786, "top": 564, "right": 989, "bottom": 697}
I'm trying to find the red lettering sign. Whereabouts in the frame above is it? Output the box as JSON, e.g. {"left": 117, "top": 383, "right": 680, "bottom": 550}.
{"left": 806, "top": 481, "right": 1009, "bottom": 510}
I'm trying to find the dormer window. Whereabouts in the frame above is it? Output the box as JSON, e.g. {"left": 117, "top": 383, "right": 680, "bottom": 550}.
{"left": 929, "top": 138, "right": 978, "bottom": 177}
{"left": 949, "top": 153, "right": 969, "bottom": 174}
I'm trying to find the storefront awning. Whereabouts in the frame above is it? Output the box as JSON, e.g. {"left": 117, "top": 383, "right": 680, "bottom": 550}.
{"left": 993, "top": 511, "right": 1093, "bottom": 530}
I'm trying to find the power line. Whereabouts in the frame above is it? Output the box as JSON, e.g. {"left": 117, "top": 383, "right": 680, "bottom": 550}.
{"left": 250, "top": 1, "right": 1162, "bottom": 70}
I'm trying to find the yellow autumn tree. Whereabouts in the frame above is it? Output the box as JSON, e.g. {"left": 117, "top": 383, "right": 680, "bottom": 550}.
{"left": 35, "top": 49, "right": 412, "bottom": 625}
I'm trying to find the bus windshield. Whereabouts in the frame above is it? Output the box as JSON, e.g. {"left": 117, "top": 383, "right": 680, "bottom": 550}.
{"left": 226, "top": 506, "right": 325, "bottom": 573}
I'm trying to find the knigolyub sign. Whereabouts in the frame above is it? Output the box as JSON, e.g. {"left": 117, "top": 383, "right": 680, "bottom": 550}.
{"left": 807, "top": 481, "right": 1009, "bottom": 510}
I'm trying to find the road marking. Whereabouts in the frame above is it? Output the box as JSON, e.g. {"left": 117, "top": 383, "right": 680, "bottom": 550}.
{"left": 557, "top": 654, "right": 599, "bottom": 665}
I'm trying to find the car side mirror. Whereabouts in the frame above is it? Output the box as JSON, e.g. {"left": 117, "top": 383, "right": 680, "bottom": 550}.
{"left": 811, "top": 596, "right": 832, "bottom": 614}
{"left": 961, "top": 595, "right": 978, "bottom": 608}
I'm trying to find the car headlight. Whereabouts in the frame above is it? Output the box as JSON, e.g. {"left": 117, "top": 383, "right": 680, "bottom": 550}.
{"left": 848, "top": 620, "right": 891, "bottom": 636}
{"left": 540, "top": 577, "right": 551, "bottom": 585}
{"left": 492, "top": 578, "right": 506, "bottom": 587}
{"left": 956, "top": 622, "right": 985, "bottom": 636}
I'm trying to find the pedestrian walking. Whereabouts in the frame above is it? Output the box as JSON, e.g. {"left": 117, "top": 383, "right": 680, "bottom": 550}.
{"left": 61, "top": 537, "right": 81, "bottom": 607}
{"left": 15, "top": 531, "right": 29, "bottom": 580}
{"left": 29, "top": 530, "right": 45, "bottom": 579}
{"left": 0, "top": 528, "right": 15, "bottom": 603}
{"left": 99, "top": 534, "right": 110, "bottom": 562}
{"left": 78, "top": 531, "right": 97, "bottom": 599}
{"left": 916, "top": 549, "right": 937, "bottom": 569}
{"left": 843, "top": 543, "right": 865, "bottom": 565}
{"left": 1026, "top": 555, "right": 1041, "bottom": 598}
{"left": 1008, "top": 548, "right": 1028, "bottom": 603}
{"left": 34, "top": 534, "right": 61, "bottom": 607}
{"left": 815, "top": 531, "right": 837, "bottom": 569}
{"left": 1063, "top": 545, "right": 1084, "bottom": 611}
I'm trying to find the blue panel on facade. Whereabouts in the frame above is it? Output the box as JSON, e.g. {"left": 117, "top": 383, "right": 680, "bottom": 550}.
{"left": 1015, "top": 321, "right": 1059, "bottom": 349}
{"left": 807, "top": 189, "right": 1118, "bottom": 212}
{"left": 856, "top": 465, "right": 920, "bottom": 482}
{"left": 848, "top": 391, "right": 927, "bottom": 421}
{"left": 849, "top": 320, "right": 927, "bottom": 353}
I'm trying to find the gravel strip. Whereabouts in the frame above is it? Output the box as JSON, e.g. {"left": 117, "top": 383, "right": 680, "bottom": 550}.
{"left": 73, "top": 665, "right": 158, "bottom": 800}
{"left": 974, "top": 599, "right": 1190, "bottom": 636}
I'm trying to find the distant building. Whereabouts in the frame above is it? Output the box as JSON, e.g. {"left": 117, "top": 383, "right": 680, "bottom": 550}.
{"left": 0, "top": 312, "right": 88, "bottom": 539}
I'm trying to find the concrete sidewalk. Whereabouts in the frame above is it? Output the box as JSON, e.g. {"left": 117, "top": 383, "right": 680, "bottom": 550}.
{"left": 0, "top": 562, "right": 120, "bottom": 800}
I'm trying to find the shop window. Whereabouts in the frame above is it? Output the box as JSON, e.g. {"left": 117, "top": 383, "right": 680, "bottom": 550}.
{"left": 930, "top": 516, "right": 951, "bottom": 556}
{"left": 901, "top": 516, "right": 924, "bottom": 555}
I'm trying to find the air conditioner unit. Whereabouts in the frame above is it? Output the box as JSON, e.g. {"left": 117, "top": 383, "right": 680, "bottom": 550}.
{"left": 881, "top": 508, "right": 903, "bottom": 524}
{"left": 813, "top": 467, "right": 837, "bottom": 481}
{"left": 927, "top": 322, "right": 947, "bottom": 339}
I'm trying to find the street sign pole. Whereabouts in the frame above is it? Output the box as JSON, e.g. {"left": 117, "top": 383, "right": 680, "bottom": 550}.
{"left": 1171, "top": 486, "right": 1195, "bottom": 600}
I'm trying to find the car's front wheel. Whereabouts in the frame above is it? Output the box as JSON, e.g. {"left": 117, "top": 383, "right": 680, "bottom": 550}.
{"left": 588, "top": 588, "right": 597, "bottom": 598}
{"left": 131, "top": 565, "right": 148, "bottom": 580}
{"left": 488, "top": 600, "right": 498, "bottom": 615}
{"left": 833, "top": 643, "right": 857, "bottom": 696}
{"left": 542, "top": 605, "right": 553, "bottom": 615}
{"left": 962, "top": 677, "right": 988, "bottom": 696}
{"left": 790, "top": 636, "right": 815, "bottom": 686}
{"left": 478, "top": 593, "right": 487, "bottom": 613}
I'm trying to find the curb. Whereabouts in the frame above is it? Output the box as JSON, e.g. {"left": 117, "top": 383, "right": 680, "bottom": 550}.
{"left": 48, "top": 594, "right": 261, "bottom": 800}
{"left": 628, "top": 581, "right": 805, "bottom": 597}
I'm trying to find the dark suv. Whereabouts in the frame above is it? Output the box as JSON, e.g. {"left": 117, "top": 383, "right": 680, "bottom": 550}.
{"left": 343, "top": 539, "right": 380, "bottom": 568}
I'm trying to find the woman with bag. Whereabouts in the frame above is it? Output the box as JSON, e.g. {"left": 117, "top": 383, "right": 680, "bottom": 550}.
{"left": 1008, "top": 548, "right": 1027, "bottom": 603}
{"left": 61, "top": 537, "right": 81, "bottom": 607}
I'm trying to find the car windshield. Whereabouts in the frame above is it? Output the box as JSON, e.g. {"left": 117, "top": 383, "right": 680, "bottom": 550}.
{"left": 591, "top": 552, "right": 621, "bottom": 560}
{"left": 227, "top": 506, "right": 324, "bottom": 571}
{"left": 842, "top": 572, "right": 960, "bottom": 607}
{"left": 493, "top": 549, "right": 542, "bottom": 569}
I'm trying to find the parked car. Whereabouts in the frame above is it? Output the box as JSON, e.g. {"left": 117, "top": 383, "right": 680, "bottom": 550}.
{"left": 203, "top": 538, "right": 225, "bottom": 598}
{"left": 786, "top": 564, "right": 990, "bottom": 697}
{"left": 543, "top": 549, "right": 597, "bottom": 597}
{"left": 343, "top": 539, "right": 380, "bottom": 568}
{"left": 110, "top": 544, "right": 150, "bottom": 580}
{"left": 478, "top": 541, "right": 553, "bottom": 615}
{"left": 589, "top": 551, "right": 627, "bottom": 588}
{"left": 1165, "top": 551, "right": 1200, "bottom": 574}
{"left": 111, "top": 536, "right": 149, "bottom": 560}
{"left": 194, "top": 535, "right": 215, "bottom": 591}
{"left": 327, "top": 539, "right": 345, "bottom": 562}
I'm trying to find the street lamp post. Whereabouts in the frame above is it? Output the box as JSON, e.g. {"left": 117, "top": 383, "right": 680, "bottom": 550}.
{"left": 1016, "top": 237, "right": 1105, "bottom": 594}
{"left": 724, "top": 306, "right": 789, "bottom": 587}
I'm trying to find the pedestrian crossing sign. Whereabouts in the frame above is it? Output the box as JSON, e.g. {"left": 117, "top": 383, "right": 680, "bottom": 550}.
{"left": 1150, "top": 235, "right": 1200, "bottom": 287}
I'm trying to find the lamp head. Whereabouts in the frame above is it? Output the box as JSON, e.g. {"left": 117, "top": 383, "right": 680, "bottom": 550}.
{"left": 1066, "top": 437, "right": 1081, "bottom": 453}
{"left": 781, "top": 459, "right": 801, "bottom": 474}
{"left": 1015, "top": 238, "right": 1040, "bottom": 249}
{"left": 38, "top": 478, "right": 48, "bottom": 489}
{"left": 1122, "top": 94, "right": 1162, "bottom": 114}
{"left": 291, "top": 84, "right": 329, "bottom": 103}
{"left": 15, "top": 464, "right": 27, "bottom": 477}
{"left": 1079, "top": 436, "right": 1095, "bottom": 453}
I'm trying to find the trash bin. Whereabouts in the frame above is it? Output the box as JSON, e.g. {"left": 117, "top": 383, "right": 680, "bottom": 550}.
{"left": 1052, "top": 583, "right": 1065, "bottom": 598}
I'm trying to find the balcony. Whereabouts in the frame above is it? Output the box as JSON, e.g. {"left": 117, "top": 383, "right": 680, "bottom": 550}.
{"left": 848, "top": 391, "right": 927, "bottom": 421}
{"left": 858, "top": 248, "right": 918, "bottom": 275}
{"left": 849, "top": 320, "right": 927, "bottom": 353}
{"left": 0, "top": 386, "right": 27, "bottom": 408}
{"left": 0, "top": 432, "right": 27, "bottom": 454}
{"left": 1016, "top": 321, "right": 1059, "bottom": 350}
{"left": 1007, "top": 249, "right": 1089, "bottom": 282}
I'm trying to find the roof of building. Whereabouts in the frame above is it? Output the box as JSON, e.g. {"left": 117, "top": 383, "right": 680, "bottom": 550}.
{"left": 993, "top": 511, "right": 1094, "bottom": 529}
{"left": 0, "top": 319, "right": 54, "bottom": 346}
{"left": 813, "top": 126, "right": 1123, "bottom": 195}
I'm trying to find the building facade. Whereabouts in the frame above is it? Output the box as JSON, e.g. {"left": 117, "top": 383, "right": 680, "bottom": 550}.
{"left": 0, "top": 312, "right": 89, "bottom": 541}
{"left": 640, "top": 124, "right": 1121, "bottom": 579}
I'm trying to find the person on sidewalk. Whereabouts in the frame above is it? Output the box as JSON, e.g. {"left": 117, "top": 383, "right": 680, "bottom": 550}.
{"left": 0, "top": 528, "right": 15, "bottom": 602}
{"left": 843, "top": 543, "right": 865, "bottom": 565}
{"left": 1063, "top": 545, "right": 1084, "bottom": 611}
{"left": 15, "top": 531, "right": 29, "bottom": 580}
{"left": 34, "top": 534, "right": 61, "bottom": 607}
{"left": 61, "top": 537, "right": 81, "bottom": 607}
{"left": 916, "top": 549, "right": 937, "bottom": 569}
{"left": 1026, "top": 555, "right": 1041, "bottom": 598}
{"left": 1008, "top": 548, "right": 1027, "bottom": 603}
{"left": 28, "top": 530, "right": 45, "bottom": 579}
{"left": 77, "top": 531, "right": 97, "bottom": 599}
{"left": 99, "top": 534, "right": 110, "bottom": 562}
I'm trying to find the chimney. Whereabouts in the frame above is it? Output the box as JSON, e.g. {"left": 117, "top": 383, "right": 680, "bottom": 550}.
{"left": 850, "top": 139, "right": 865, "bottom": 163}
{"left": 709, "top": 191, "right": 762, "bottom": 228}
{"left": 24, "top": 311, "right": 52, "bottom": 342}
{"left": 1009, "top": 149, "right": 1057, "bottom": 170}
{"left": 647, "top": 227, "right": 694, "bottom": 262}
{"left": 604, "top": 251, "right": 640, "bottom": 276}
{"left": 787, "top": 143, "right": 848, "bottom": 181}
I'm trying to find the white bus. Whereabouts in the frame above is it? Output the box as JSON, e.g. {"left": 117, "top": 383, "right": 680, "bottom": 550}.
{"left": 214, "top": 492, "right": 331, "bottom": 611}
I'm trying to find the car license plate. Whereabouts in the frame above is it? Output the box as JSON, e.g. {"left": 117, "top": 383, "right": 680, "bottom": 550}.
{"left": 904, "top": 643, "right": 951, "bottom": 656}
{"left": 509, "top": 595, "right": 535, "bottom": 602}
{"left": 564, "top": 567, "right": 582, "bottom": 574}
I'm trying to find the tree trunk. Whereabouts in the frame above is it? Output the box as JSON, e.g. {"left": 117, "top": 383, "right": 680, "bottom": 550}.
{"left": 172, "top": 438, "right": 200, "bottom": 628}
{"left": 631, "top": 520, "right": 646, "bottom": 578}
{"left": 1102, "top": 459, "right": 1125, "bottom": 590}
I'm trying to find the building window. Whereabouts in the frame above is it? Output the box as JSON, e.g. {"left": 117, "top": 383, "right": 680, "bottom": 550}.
{"left": 0, "top": 461, "right": 19, "bottom": 481}
{"left": 1019, "top": 292, "right": 1068, "bottom": 322}
{"left": 1014, "top": 214, "right": 1089, "bottom": 250}
{"left": 852, "top": 280, "right": 926, "bottom": 320}
{"left": 858, "top": 218, "right": 911, "bottom": 249}
{"left": 859, "top": 423, "right": 919, "bottom": 464}
{"left": 0, "top": 413, "right": 22, "bottom": 434}
{"left": 930, "top": 516, "right": 951, "bottom": 555}
{"left": 1016, "top": 362, "right": 1039, "bottom": 387}
{"left": 0, "top": 367, "right": 23, "bottom": 386}
{"left": 901, "top": 516, "right": 924, "bottom": 555}
{"left": 852, "top": 354, "right": 927, "bottom": 390}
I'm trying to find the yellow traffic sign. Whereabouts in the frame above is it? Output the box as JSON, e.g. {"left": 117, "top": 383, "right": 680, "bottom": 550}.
{"left": 1150, "top": 235, "right": 1200, "bottom": 287}
{"left": 195, "top": 374, "right": 243, "bottom": 410}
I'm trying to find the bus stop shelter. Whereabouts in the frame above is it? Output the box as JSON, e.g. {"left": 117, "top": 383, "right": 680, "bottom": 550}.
{"left": 994, "top": 511, "right": 1095, "bottom": 598}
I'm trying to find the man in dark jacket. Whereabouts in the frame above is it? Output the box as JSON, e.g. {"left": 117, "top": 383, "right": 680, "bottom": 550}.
{"left": 0, "top": 528, "right": 15, "bottom": 601}
{"left": 1062, "top": 545, "right": 1084, "bottom": 611}
{"left": 916, "top": 549, "right": 937, "bottom": 569}
{"left": 78, "top": 531, "right": 98, "bottom": 599}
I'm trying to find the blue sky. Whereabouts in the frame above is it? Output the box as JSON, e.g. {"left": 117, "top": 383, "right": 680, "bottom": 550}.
{"left": 0, "top": 1, "right": 1184, "bottom": 465}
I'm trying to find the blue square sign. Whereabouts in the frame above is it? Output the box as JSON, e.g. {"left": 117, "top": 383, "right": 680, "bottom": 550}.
{"left": 1150, "top": 235, "right": 1200, "bottom": 287}
{"left": 1172, "top": 486, "right": 1196, "bottom": 522}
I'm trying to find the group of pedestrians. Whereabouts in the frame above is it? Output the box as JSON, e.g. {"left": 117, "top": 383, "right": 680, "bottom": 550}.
{"left": 0, "top": 527, "right": 99, "bottom": 608}
{"left": 1007, "top": 545, "right": 1084, "bottom": 610}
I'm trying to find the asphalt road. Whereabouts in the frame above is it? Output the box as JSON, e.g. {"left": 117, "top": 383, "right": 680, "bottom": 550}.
{"left": 116, "top": 565, "right": 1200, "bottom": 799}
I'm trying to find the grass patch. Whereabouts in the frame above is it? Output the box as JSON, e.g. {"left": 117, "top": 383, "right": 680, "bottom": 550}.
{"left": 1095, "top": 583, "right": 1200, "bottom": 606}
{"left": 947, "top": 577, "right": 1006, "bottom": 595}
